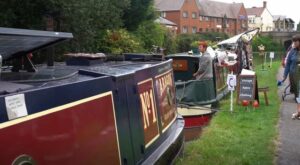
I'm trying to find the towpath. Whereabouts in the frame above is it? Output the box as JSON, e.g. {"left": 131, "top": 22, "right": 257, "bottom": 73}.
{"left": 277, "top": 67, "right": 300, "bottom": 165}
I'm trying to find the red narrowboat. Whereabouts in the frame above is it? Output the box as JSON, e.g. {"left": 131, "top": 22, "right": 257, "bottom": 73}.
{"left": 0, "top": 27, "right": 184, "bottom": 165}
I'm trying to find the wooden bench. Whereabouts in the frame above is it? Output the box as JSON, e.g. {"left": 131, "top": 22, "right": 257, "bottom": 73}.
{"left": 258, "top": 87, "right": 269, "bottom": 106}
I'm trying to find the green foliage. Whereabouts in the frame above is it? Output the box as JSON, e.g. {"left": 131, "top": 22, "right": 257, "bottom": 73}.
{"left": 135, "top": 21, "right": 164, "bottom": 50}
{"left": 57, "top": 0, "right": 130, "bottom": 52}
{"left": 162, "top": 28, "right": 177, "bottom": 54}
{"left": 123, "top": 0, "right": 156, "bottom": 31}
{"left": 297, "top": 21, "right": 300, "bottom": 31}
{"left": 252, "top": 35, "right": 284, "bottom": 52}
{"left": 198, "top": 32, "right": 229, "bottom": 42}
{"left": 176, "top": 32, "right": 228, "bottom": 52}
{"left": 0, "top": 0, "right": 131, "bottom": 53}
{"left": 176, "top": 34, "right": 201, "bottom": 52}
{"left": 0, "top": 0, "right": 50, "bottom": 29}
{"left": 101, "top": 29, "right": 143, "bottom": 54}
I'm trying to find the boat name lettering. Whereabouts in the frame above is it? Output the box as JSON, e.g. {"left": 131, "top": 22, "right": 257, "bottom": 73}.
{"left": 140, "top": 89, "right": 157, "bottom": 130}
{"left": 158, "top": 72, "right": 173, "bottom": 96}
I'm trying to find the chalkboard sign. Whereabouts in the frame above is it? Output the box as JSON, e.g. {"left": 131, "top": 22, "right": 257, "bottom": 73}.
{"left": 237, "top": 75, "right": 256, "bottom": 101}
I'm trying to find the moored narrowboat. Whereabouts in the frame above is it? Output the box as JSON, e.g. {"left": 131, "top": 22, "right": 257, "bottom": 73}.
{"left": 166, "top": 28, "right": 259, "bottom": 140}
{"left": 0, "top": 27, "right": 184, "bottom": 165}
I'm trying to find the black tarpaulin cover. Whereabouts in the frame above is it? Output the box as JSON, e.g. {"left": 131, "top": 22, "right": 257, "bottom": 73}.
{"left": 0, "top": 27, "right": 73, "bottom": 60}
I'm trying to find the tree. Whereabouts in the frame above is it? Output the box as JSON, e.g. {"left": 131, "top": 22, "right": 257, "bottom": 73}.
{"left": 0, "top": 0, "right": 163, "bottom": 55}
{"left": 123, "top": 0, "right": 156, "bottom": 31}
{"left": 0, "top": 0, "right": 130, "bottom": 52}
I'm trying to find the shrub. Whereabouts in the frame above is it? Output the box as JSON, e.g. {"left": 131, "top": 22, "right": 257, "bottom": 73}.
{"left": 101, "top": 29, "right": 144, "bottom": 54}
{"left": 135, "top": 21, "right": 164, "bottom": 51}
{"left": 176, "top": 34, "right": 200, "bottom": 52}
{"left": 162, "top": 28, "right": 177, "bottom": 54}
{"left": 176, "top": 32, "right": 228, "bottom": 53}
{"left": 252, "top": 35, "right": 284, "bottom": 52}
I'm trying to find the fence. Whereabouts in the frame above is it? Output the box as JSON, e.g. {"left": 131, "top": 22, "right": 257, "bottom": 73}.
{"left": 252, "top": 51, "right": 285, "bottom": 67}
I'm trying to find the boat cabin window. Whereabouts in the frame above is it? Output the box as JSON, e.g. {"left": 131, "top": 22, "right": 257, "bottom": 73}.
{"left": 171, "top": 57, "right": 199, "bottom": 82}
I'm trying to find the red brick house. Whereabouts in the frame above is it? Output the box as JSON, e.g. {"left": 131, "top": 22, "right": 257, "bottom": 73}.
{"left": 155, "top": 0, "right": 201, "bottom": 34}
{"left": 197, "top": 0, "right": 248, "bottom": 36}
{"left": 155, "top": 0, "right": 248, "bottom": 36}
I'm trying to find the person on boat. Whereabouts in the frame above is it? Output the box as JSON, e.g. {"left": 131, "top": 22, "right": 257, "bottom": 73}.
{"left": 193, "top": 41, "right": 213, "bottom": 80}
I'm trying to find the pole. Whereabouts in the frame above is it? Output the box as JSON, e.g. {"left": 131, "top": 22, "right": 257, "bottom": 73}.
{"left": 264, "top": 52, "right": 267, "bottom": 69}
{"left": 270, "top": 57, "right": 272, "bottom": 68}
{"left": 230, "top": 71, "right": 233, "bottom": 113}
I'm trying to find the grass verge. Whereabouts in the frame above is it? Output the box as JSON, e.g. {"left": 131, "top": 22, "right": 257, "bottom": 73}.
{"left": 176, "top": 62, "right": 281, "bottom": 165}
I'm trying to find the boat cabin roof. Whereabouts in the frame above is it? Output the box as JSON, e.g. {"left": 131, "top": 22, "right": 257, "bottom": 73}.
{"left": 0, "top": 27, "right": 73, "bottom": 60}
{"left": 0, "top": 28, "right": 164, "bottom": 95}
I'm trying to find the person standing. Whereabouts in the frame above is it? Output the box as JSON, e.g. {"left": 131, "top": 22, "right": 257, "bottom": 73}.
{"left": 283, "top": 35, "right": 300, "bottom": 99}
{"left": 193, "top": 41, "right": 213, "bottom": 79}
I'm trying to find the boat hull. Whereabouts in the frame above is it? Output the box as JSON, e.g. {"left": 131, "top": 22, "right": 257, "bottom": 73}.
{"left": 0, "top": 59, "right": 184, "bottom": 164}
{"left": 178, "top": 107, "right": 215, "bottom": 141}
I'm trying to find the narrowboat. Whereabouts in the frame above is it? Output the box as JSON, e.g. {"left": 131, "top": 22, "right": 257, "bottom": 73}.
{"left": 166, "top": 51, "right": 227, "bottom": 140}
{"left": 166, "top": 28, "right": 259, "bottom": 140}
{"left": 0, "top": 27, "right": 184, "bottom": 165}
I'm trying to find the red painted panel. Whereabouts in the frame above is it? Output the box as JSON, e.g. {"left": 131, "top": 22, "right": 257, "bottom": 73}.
{"left": 173, "top": 60, "right": 188, "bottom": 71}
{"left": 184, "top": 114, "right": 213, "bottom": 128}
{"left": 0, "top": 92, "right": 120, "bottom": 165}
{"left": 137, "top": 79, "right": 160, "bottom": 147}
{"left": 155, "top": 70, "right": 177, "bottom": 132}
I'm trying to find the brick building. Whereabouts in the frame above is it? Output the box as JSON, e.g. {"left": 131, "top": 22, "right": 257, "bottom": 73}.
{"left": 155, "top": 0, "right": 201, "bottom": 34}
{"left": 155, "top": 0, "right": 248, "bottom": 36}
{"left": 197, "top": 0, "right": 248, "bottom": 36}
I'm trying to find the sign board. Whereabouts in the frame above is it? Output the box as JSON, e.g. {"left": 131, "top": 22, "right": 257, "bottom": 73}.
{"left": 5, "top": 94, "right": 28, "bottom": 120}
{"left": 270, "top": 52, "right": 274, "bottom": 59}
{"left": 137, "top": 79, "right": 160, "bottom": 148}
{"left": 237, "top": 75, "right": 256, "bottom": 101}
{"left": 227, "top": 74, "right": 236, "bottom": 91}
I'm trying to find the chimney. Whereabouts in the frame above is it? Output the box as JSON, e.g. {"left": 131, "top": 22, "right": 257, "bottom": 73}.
{"left": 263, "top": 1, "right": 267, "bottom": 8}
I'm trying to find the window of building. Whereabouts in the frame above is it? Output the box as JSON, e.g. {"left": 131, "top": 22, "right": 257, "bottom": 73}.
{"left": 199, "top": 16, "right": 203, "bottom": 21}
{"left": 161, "top": 12, "right": 166, "bottom": 18}
{"left": 199, "top": 28, "right": 203, "bottom": 32}
{"left": 182, "top": 26, "right": 188, "bottom": 33}
{"left": 183, "top": 11, "right": 188, "bottom": 18}
{"left": 205, "top": 17, "right": 209, "bottom": 21}
{"left": 192, "top": 12, "right": 197, "bottom": 19}
{"left": 192, "top": 27, "right": 197, "bottom": 33}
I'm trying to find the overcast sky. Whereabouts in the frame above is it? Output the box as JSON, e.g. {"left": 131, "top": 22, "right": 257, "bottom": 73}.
{"left": 217, "top": 0, "right": 299, "bottom": 24}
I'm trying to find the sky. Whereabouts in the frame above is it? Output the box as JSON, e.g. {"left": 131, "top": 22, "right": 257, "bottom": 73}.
{"left": 217, "top": 0, "right": 299, "bottom": 24}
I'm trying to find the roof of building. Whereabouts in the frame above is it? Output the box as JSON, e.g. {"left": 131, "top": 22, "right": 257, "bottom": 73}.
{"left": 246, "top": 7, "right": 264, "bottom": 16}
{"left": 154, "top": 0, "right": 185, "bottom": 11}
{"left": 155, "top": 17, "right": 177, "bottom": 26}
{"left": 273, "top": 15, "right": 294, "bottom": 23}
{"left": 273, "top": 15, "right": 286, "bottom": 21}
{"left": 197, "top": 0, "right": 244, "bottom": 19}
